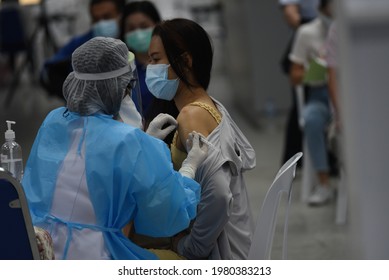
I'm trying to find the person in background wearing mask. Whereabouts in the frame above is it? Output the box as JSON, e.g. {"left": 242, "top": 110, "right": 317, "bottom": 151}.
{"left": 120, "top": 0, "right": 160, "bottom": 114}
{"left": 22, "top": 37, "right": 208, "bottom": 260}
{"left": 289, "top": 0, "right": 335, "bottom": 206}
{"left": 120, "top": 0, "right": 179, "bottom": 146}
{"left": 40, "top": 0, "right": 124, "bottom": 99}
{"left": 145, "top": 18, "right": 256, "bottom": 260}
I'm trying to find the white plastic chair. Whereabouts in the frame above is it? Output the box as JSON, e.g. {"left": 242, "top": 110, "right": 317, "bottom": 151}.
{"left": 335, "top": 169, "right": 347, "bottom": 225}
{"left": 248, "top": 152, "right": 303, "bottom": 260}
{"left": 295, "top": 84, "right": 317, "bottom": 203}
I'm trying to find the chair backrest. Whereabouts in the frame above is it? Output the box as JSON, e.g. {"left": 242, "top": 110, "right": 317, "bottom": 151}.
{"left": 0, "top": 168, "right": 40, "bottom": 259}
{"left": 248, "top": 152, "right": 303, "bottom": 260}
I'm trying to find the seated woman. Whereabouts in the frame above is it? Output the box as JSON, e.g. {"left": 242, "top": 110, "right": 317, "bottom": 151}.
{"left": 22, "top": 37, "right": 208, "bottom": 260}
{"left": 144, "top": 18, "right": 256, "bottom": 260}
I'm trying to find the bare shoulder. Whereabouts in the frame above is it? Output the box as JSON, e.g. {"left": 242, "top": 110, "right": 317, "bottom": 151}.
{"left": 177, "top": 105, "right": 209, "bottom": 137}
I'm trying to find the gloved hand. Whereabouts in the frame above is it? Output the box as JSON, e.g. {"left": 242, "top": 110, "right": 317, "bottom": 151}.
{"left": 146, "top": 113, "right": 177, "bottom": 140}
{"left": 179, "top": 131, "right": 209, "bottom": 179}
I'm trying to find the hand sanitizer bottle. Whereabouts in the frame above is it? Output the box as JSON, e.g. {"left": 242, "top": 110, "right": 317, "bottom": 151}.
{"left": 0, "top": 120, "right": 23, "bottom": 182}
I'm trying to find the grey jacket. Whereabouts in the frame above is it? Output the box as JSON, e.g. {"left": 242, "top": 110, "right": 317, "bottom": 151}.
{"left": 177, "top": 98, "right": 256, "bottom": 259}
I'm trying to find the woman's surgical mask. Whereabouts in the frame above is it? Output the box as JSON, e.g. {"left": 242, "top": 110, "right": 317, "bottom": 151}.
{"left": 125, "top": 27, "right": 153, "bottom": 53}
{"left": 92, "top": 19, "right": 119, "bottom": 38}
{"left": 145, "top": 64, "right": 179, "bottom": 101}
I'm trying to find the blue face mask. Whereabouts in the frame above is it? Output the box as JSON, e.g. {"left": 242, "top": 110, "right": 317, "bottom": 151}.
{"left": 145, "top": 64, "right": 179, "bottom": 101}
{"left": 92, "top": 19, "right": 119, "bottom": 38}
{"left": 125, "top": 28, "right": 153, "bottom": 53}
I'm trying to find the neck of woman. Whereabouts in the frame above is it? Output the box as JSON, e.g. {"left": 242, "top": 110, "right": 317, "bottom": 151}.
{"left": 174, "top": 85, "right": 208, "bottom": 111}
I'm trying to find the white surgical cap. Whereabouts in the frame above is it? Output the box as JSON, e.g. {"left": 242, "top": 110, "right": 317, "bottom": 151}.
{"left": 63, "top": 37, "right": 135, "bottom": 116}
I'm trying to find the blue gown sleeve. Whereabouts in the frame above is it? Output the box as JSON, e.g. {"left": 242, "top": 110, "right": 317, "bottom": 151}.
{"left": 130, "top": 130, "right": 200, "bottom": 237}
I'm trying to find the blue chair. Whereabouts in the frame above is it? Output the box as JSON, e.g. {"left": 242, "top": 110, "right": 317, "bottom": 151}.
{"left": 0, "top": 168, "right": 40, "bottom": 259}
{"left": 248, "top": 152, "right": 303, "bottom": 260}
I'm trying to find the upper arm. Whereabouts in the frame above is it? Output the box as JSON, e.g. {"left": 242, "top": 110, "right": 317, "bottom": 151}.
{"left": 178, "top": 165, "right": 233, "bottom": 259}
{"left": 290, "top": 62, "right": 305, "bottom": 85}
{"left": 282, "top": 4, "right": 301, "bottom": 29}
{"left": 176, "top": 106, "right": 211, "bottom": 151}
{"left": 290, "top": 25, "right": 311, "bottom": 63}
{"left": 289, "top": 28, "right": 309, "bottom": 85}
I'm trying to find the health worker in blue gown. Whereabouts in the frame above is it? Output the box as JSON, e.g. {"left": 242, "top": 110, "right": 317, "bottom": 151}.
{"left": 22, "top": 37, "right": 208, "bottom": 260}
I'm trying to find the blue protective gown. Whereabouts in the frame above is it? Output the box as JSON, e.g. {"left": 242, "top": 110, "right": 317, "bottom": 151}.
{"left": 22, "top": 107, "right": 200, "bottom": 259}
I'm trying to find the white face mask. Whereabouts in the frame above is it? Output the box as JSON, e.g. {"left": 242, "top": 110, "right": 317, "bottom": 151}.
{"left": 118, "top": 95, "right": 143, "bottom": 129}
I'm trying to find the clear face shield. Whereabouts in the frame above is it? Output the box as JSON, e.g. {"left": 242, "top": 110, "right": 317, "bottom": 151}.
{"left": 118, "top": 52, "right": 144, "bottom": 129}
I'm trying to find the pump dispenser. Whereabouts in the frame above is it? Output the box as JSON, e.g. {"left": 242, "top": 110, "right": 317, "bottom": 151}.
{"left": 1, "top": 120, "right": 23, "bottom": 181}
{"left": 5, "top": 120, "right": 16, "bottom": 141}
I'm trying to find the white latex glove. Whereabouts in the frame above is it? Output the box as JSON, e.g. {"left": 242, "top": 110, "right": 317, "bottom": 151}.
{"left": 146, "top": 113, "right": 177, "bottom": 140}
{"left": 179, "top": 132, "right": 209, "bottom": 179}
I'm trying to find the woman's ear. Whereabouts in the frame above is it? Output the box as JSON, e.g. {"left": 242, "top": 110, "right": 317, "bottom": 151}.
{"left": 182, "top": 52, "right": 193, "bottom": 70}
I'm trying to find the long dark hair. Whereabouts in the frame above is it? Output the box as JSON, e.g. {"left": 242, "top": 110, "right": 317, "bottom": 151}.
{"left": 152, "top": 18, "right": 213, "bottom": 90}
{"left": 319, "top": 0, "right": 333, "bottom": 10}
{"left": 89, "top": 0, "right": 124, "bottom": 12}
{"left": 144, "top": 98, "right": 179, "bottom": 146}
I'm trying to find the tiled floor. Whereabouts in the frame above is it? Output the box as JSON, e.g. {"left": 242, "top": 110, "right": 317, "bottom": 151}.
{"left": 0, "top": 66, "right": 349, "bottom": 260}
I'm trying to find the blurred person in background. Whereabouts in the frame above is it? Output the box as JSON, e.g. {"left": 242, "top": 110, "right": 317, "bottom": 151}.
{"left": 120, "top": 0, "right": 178, "bottom": 144}
{"left": 279, "top": 0, "right": 320, "bottom": 167}
{"left": 288, "top": 0, "right": 334, "bottom": 206}
{"left": 280, "top": 0, "right": 319, "bottom": 32}
{"left": 120, "top": 0, "right": 160, "bottom": 114}
{"left": 40, "top": 0, "right": 125, "bottom": 99}
{"left": 146, "top": 18, "right": 256, "bottom": 260}
{"left": 22, "top": 37, "right": 208, "bottom": 260}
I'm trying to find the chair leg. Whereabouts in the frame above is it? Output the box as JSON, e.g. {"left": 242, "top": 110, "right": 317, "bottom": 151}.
{"left": 335, "top": 169, "right": 347, "bottom": 225}
{"left": 300, "top": 141, "right": 316, "bottom": 202}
